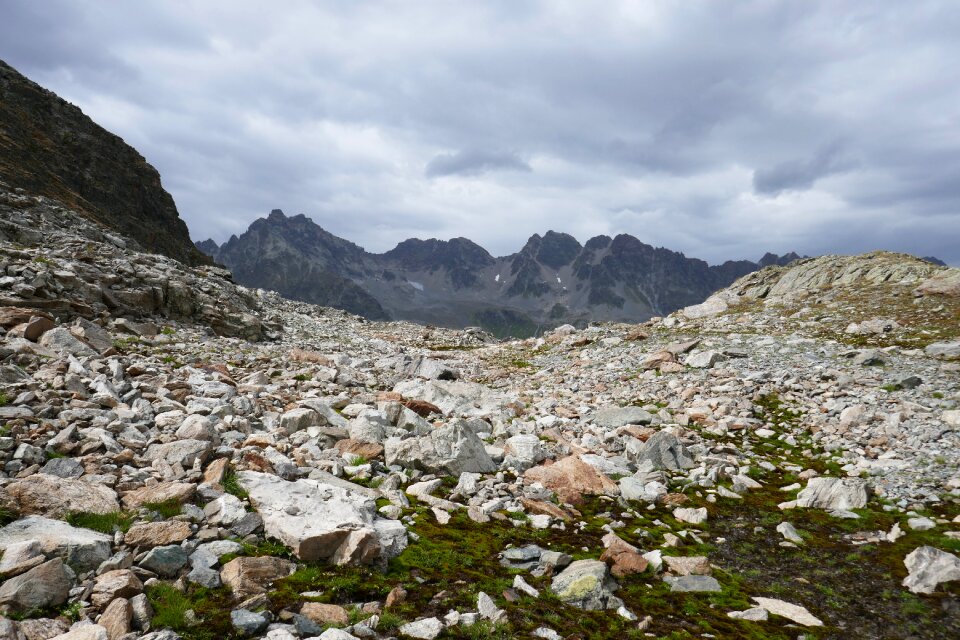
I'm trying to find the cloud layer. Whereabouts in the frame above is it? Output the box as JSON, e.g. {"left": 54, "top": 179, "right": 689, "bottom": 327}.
{"left": 2, "top": 1, "right": 958, "bottom": 264}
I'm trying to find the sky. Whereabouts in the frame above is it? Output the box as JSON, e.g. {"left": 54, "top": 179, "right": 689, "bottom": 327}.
{"left": 2, "top": 1, "right": 959, "bottom": 265}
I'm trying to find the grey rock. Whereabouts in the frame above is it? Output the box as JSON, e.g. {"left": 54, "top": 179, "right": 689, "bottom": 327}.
{"left": 925, "top": 341, "right": 960, "bottom": 360}
{"left": 237, "top": 471, "right": 406, "bottom": 565}
{"left": 318, "top": 629, "right": 360, "bottom": 640}
{"left": 39, "top": 457, "right": 84, "bottom": 478}
{"left": 0, "top": 539, "right": 44, "bottom": 578}
{"left": 776, "top": 522, "right": 804, "bottom": 544}
{"left": 665, "top": 575, "right": 722, "bottom": 592}
{"left": 632, "top": 431, "right": 694, "bottom": 470}
{"left": 385, "top": 420, "right": 496, "bottom": 475}
{"left": 139, "top": 545, "right": 189, "bottom": 577}
{"left": 684, "top": 350, "right": 725, "bottom": 368}
{"left": 278, "top": 407, "right": 323, "bottom": 434}
{"left": 144, "top": 439, "right": 212, "bottom": 468}
{"left": 593, "top": 406, "right": 653, "bottom": 429}
{"left": 728, "top": 607, "right": 769, "bottom": 621}
{"left": 348, "top": 410, "right": 391, "bottom": 444}
{"left": 230, "top": 609, "right": 268, "bottom": 635}
{"left": 751, "top": 597, "right": 823, "bottom": 626}
{"left": 187, "top": 565, "right": 222, "bottom": 588}
{"left": 0, "top": 516, "right": 112, "bottom": 572}
{"left": 38, "top": 328, "right": 97, "bottom": 357}
{"left": 0, "top": 558, "right": 72, "bottom": 614}
{"left": 501, "top": 433, "right": 545, "bottom": 471}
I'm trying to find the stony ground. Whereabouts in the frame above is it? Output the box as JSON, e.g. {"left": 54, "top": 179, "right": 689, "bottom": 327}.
{"left": 1, "top": 189, "right": 959, "bottom": 640}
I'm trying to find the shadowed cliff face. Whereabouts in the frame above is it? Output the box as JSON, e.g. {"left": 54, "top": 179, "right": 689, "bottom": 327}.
{"left": 202, "top": 210, "right": 802, "bottom": 337}
{"left": 0, "top": 60, "right": 209, "bottom": 266}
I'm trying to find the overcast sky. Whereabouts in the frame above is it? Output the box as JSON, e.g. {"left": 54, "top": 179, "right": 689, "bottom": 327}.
{"left": 2, "top": 1, "right": 959, "bottom": 264}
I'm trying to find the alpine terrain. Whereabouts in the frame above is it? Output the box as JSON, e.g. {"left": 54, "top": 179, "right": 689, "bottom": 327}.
{"left": 1, "top": 59, "right": 960, "bottom": 640}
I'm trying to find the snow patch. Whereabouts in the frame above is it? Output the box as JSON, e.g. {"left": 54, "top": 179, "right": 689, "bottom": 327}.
{"left": 409, "top": 281, "right": 424, "bottom": 291}
{"left": 495, "top": 274, "right": 500, "bottom": 283}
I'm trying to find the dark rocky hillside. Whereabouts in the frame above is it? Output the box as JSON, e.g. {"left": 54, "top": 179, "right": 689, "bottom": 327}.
{"left": 0, "top": 59, "right": 208, "bottom": 266}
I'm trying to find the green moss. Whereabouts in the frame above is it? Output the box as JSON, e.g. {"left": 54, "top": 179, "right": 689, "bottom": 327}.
{"left": 221, "top": 468, "right": 248, "bottom": 500}
{"left": 146, "top": 583, "right": 236, "bottom": 640}
{"left": 0, "top": 392, "right": 9, "bottom": 406}
{"left": 65, "top": 510, "right": 134, "bottom": 534}
{"left": 143, "top": 499, "right": 183, "bottom": 519}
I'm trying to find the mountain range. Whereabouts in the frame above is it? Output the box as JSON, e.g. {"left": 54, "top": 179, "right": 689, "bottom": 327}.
{"left": 199, "top": 210, "right": 801, "bottom": 337}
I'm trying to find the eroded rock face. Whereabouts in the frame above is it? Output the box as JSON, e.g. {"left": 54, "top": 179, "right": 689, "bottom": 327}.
{"left": 238, "top": 471, "right": 406, "bottom": 565}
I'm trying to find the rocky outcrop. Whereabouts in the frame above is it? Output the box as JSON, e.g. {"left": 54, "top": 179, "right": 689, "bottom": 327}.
{"left": 724, "top": 251, "right": 945, "bottom": 303}
{"left": 0, "top": 182, "right": 275, "bottom": 340}
{"left": 0, "top": 60, "right": 208, "bottom": 266}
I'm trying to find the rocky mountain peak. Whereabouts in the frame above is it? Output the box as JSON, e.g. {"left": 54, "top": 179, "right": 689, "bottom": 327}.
{"left": 536, "top": 230, "right": 583, "bottom": 269}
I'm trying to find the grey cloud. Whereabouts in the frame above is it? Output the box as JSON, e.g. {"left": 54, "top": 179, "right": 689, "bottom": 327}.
{"left": 753, "top": 141, "right": 852, "bottom": 195}
{"left": 425, "top": 150, "right": 532, "bottom": 177}
{"left": 0, "top": 1, "right": 958, "bottom": 265}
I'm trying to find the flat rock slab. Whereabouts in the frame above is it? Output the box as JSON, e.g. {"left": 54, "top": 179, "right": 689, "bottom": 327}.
{"left": 752, "top": 597, "right": 823, "bottom": 626}
{"left": 663, "top": 556, "right": 711, "bottom": 576}
{"left": 238, "top": 471, "right": 406, "bottom": 565}
{"left": 120, "top": 482, "right": 196, "bottom": 509}
{"left": 124, "top": 521, "right": 192, "bottom": 548}
{"left": 665, "top": 575, "right": 722, "bottom": 592}
{"left": 0, "top": 516, "right": 112, "bottom": 572}
{"left": 4, "top": 474, "right": 119, "bottom": 517}
{"left": 143, "top": 439, "right": 212, "bottom": 468}
{"left": 593, "top": 406, "right": 653, "bottom": 429}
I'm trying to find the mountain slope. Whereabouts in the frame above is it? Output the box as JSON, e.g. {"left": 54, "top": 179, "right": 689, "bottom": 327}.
{"left": 0, "top": 59, "right": 209, "bottom": 266}
{"left": 202, "top": 210, "right": 801, "bottom": 336}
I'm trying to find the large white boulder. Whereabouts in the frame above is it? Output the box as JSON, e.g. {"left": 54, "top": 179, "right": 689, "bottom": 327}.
{"left": 237, "top": 471, "right": 406, "bottom": 566}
